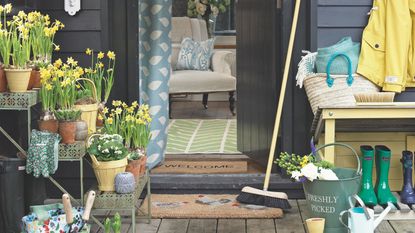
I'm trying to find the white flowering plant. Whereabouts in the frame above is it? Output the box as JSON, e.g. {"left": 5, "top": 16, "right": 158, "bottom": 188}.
{"left": 87, "top": 134, "right": 129, "bottom": 162}
{"left": 275, "top": 152, "right": 338, "bottom": 182}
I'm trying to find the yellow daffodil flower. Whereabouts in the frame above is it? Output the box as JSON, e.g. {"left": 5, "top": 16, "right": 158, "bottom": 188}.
{"left": 85, "top": 48, "right": 92, "bottom": 55}
{"left": 115, "top": 107, "right": 122, "bottom": 115}
{"left": 0, "top": 6, "right": 4, "bottom": 13}
{"left": 54, "top": 45, "right": 60, "bottom": 51}
{"left": 98, "top": 62, "right": 104, "bottom": 69}
{"left": 5, "top": 4, "right": 12, "bottom": 14}
{"left": 102, "top": 107, "right": 109, "bottom": 114}
{"left": 54, "top": 59, "right": 62, "bottom": 68}
{"left": 97, "top": 52, "right": 104, "bottom": 59}
{"left": 131, "top": 101, "right": 138, "bottom": 108}
{"left": 97, "top": 115, "right": 103, "bottom": 120}
{"left": 107, "top": 51, "right": 116, "bottom": 60}
{"left": 45, "top": 83, "right": 52, "bottom": 90}
{"left": 112, "top": 100, "right": 122, "bottom": 107}
{"left": 107, "top": 117, "right": 113, "bottom": 125}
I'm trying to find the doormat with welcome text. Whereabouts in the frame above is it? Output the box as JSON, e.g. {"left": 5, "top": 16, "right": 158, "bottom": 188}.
{"left": 140, "top": 194, "right": 283, "bottom": 219}
{"left": 166, "top": 119, "right": 239, "bottom": 154}
{"left": 152, "top": 160, "right": 247, "bottom": 174}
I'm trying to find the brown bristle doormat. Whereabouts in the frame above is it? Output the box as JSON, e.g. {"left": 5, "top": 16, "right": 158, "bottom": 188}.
{"left": 151, "top": 160, "right": 247, "bottom": 174}
{"left": 140, "top": 194, "right": 283, "bottom": 219}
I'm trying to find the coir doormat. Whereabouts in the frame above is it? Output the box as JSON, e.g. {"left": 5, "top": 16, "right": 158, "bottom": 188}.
{"left": 140, "top": 194, "right": 283, "bottom": 219}
{"left": 151, "top": 160, "right": 247, "bottom": 174}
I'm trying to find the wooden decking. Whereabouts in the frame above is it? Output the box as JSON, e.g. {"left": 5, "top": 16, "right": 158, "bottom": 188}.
{"left": 89, "top": 199, "right": 415, "bottom": 233}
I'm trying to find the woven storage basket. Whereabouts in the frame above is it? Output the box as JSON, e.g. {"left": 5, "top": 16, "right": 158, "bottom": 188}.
{"left": 304, "top": 73, "right": 379, "bottom": 114}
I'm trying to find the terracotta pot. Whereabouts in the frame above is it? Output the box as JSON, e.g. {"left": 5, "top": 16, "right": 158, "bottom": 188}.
{"left": 38, "top": 119, "right": 59, "bottom": 133}
{"left": 28, "top": 69, "right": 41, "bottom": 90}
{"left": 58, "top": 121, "right": 77, "bottom": 144}
{"left": 126, "top": 156, "right": 147, "bottom": 178}
{"left": 5, "top": 68, "right": 31, "bottom": 92}
{"left": 0, "top": 67, "right": 7, "bottom": 92}
{"left": 75, "top": 120, "right": 88, "bottom": 141}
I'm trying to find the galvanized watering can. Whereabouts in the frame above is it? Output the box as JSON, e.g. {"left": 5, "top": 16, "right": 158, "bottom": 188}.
{"left": 339, "top": 195, "right": 392, "bottom": 233}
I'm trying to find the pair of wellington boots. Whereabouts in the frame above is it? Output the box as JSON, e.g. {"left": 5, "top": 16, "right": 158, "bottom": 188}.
{"left": 358, "top": 145, "right": 397, "bottom": 207}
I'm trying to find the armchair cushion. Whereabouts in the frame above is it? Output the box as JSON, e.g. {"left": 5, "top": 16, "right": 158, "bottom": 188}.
{"left": 170, "top": 70, "right": 236, "bottom": 94}
{"left": 176, "top": 37, "right": 215, "bottom": 71}
{"left": 211, "top": 50, "right": 235, "bottom": 75}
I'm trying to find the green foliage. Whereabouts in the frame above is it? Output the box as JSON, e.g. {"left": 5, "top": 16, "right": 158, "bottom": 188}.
{"left": 87, "top": 134, "right": 129, "bottom": 162}
{"left": 187, "top": 0, "right": 231, "bottom": 17}
{"left": 103, "top": 213, "right": 121, "bottom": 233}
{"left": 54, "top": 109, "right": 81, "bottom": 121}
{"left": 275, "top": 152, "right": 335, "bottom": 175}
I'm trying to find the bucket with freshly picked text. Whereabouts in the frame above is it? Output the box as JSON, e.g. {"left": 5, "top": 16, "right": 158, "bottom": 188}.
{"left": 303, "top": 143, "right": 361, "bottom": 233}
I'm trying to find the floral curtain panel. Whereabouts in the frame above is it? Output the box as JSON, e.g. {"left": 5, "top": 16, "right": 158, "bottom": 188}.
{"left": 139, "top": 0, "right": 172, "bottom": 169}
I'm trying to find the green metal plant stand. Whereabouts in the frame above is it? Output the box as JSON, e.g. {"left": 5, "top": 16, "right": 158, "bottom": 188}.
{"left": 87, "top": 170, "right": 151, "bottom": 233}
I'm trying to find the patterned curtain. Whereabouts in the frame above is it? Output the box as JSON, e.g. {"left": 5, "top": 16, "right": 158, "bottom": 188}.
{"left": 139, "top": 0, "right": 172, "bottom": 169}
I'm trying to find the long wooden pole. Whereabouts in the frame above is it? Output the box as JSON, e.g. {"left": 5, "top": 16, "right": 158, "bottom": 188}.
{"left": 263, "top": 0, "right": 302, "bottom": 191}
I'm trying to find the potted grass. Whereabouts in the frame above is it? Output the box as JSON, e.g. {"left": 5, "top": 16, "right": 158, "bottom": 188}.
{"left": 4, "top": 9, "right": 33, "bottom": 92}
{"left": 102, "top": 101, "right": 151, "bottom": 179}
{"left": 28, "top": 11, "right": 64, "bottom": 89}
{"left": 0, "top": 4, "right": 12, "bottom": 92}
{"left": 55, "top": 109, "right": 81, "bottom": 144}
{"left": 87, "top": 134, "right": 129, "bottom": 191}
{"left": 79, "top": 49, "right": 116, "bottom": 131}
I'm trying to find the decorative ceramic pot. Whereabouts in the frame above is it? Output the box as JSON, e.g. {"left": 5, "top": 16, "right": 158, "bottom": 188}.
{"left": 38, "top": 119, "right": 59, "bottom": 133}
{"left": 28, "top": 69, "right": 41, "bottom": 90}
{"left": 75, "top": 120, "right": 88, "bottom": 141}
{"left": 0, "top": 67, "right": 7, "bottom": 92}
{"left": 5, "top": 68, "right": 31, "bottom": 92}
{"left": 58, "top": 121, "right": 77, "bottom": 144}
{"left": 114, "top": 172, "right": 136, "bottom": 194}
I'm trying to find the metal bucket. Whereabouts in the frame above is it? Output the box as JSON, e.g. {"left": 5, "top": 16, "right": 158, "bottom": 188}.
{"left": 303, "top": 143, "right": 362, "bottom": 233}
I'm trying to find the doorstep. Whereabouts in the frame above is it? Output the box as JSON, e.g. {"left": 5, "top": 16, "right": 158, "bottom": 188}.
{"left": 150, "top": 173, "right": 304, "bottom": 199}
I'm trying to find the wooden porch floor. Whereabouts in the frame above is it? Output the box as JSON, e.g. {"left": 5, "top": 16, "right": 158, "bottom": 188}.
{"left": 89, "top": 199, "right": 414, "bottom": 233}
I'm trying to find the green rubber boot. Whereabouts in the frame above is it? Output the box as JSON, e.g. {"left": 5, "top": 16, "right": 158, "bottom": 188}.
{"left": 375, "top": 145, "right": 397, "bottom": 205}
{"left": 358, "top": 145, "right": 378, "bottom": 207}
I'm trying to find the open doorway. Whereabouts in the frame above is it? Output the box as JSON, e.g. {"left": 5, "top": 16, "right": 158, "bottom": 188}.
{"left": 151, "top": 0, "right": 265, "bottom": 175}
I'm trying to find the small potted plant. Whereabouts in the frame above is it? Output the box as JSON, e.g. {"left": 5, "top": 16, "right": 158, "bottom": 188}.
{"left": 4, "top": 9, "right": 33, "bottom": 92}
{"left": 0, "top": 4, "right": 13, "bottom": 92}
{"left": 79, "top": 49, "right": 116, "bottom": 130}
{"left": 101, "top": 101, "right": 151, "bottom": 179}
{"left": 28, "top": 11, "right": 64, "bottom": 89}
{"left": 87, "top": 134, "right": 129, "bottom": 191}
{"left": 54, "top": 109, "right": 81, "bottom": 144}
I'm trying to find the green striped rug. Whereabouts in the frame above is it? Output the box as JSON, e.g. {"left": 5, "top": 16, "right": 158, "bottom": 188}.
{"left": 167, "top": 119, "right": 239, "bottom": 154}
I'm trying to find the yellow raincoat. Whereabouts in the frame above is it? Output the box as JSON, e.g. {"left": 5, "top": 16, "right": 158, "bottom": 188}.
{"left": 357, "top": 0, "right": 415, "bottom": 92}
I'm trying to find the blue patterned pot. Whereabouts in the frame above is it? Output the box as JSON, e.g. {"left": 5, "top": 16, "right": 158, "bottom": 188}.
{"left": 114, "top": 172, "right": 136, "bottom": 194}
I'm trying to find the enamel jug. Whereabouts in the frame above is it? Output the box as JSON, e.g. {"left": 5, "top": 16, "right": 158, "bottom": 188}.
{"left": 339, "top": 195, "right": 392, "bottom": 233}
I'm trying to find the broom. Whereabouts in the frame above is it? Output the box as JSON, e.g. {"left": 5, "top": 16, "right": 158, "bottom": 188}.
{"left": 236, "top": 0, "right": 302, "bottom": 210}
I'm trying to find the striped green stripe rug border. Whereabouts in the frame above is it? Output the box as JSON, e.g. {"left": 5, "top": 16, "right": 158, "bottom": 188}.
{"left": 166, "top": 119, "right": 239, "bottom": 154}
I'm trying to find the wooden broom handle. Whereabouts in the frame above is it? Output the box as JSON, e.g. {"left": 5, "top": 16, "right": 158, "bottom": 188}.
{"left": 263, "top": 0, "right": 302, "bottom": 191}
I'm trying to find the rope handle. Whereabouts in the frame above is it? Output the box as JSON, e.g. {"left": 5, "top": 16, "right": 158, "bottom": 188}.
{"left": 311, "top": 142, "right": 362, "bottom": 176}
{"left": 76, "top": 78, "right": 98, "bottom": 103}
{"left": 325, "top": 53, "right": 354, "bottom": 87}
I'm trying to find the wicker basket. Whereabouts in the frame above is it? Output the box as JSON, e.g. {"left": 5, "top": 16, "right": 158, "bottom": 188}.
{"left": 74, "top": 78, "right": 99, "bottom": 134}
{"left": 90, "top": 154, "right": 128, "bottom": 191}
{"left": 304, "top": 73, "right": 379, "bottom": 114}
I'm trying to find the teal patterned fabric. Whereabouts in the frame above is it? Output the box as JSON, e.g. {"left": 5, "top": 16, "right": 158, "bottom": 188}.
{"left": 176, "top": 37, "right": 215, "bottom": 71}
{"left": 26, "top": 130, "right": 61, "bottom": 178}
{"left": 139, "top": 0, "right": 172, "bottom": 169}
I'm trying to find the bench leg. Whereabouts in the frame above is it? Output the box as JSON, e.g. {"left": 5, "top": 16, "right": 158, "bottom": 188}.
{"left": 202, "top": 94, "right": 209, "bottom": 109}
{"left": 229, "top": 91, "right": 235, "bottom": 116}
{"left": 169, "top": 94, "right": 172, "bottom": 119}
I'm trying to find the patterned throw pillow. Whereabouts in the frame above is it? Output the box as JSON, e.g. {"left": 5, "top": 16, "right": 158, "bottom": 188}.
{"left": 176, "top": 37, "right": 215, "bottom": 71}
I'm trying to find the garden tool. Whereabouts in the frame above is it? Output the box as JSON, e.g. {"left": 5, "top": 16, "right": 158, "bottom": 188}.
{"left": 237, "top": 0, "right": 302, "bottom": 210}
{"left": 374, "top": 146, "right": 397, "bottom": 206}
{"left": 358, "top": 145, "right": 378, "bottom": 207}
{"left": 63, "top": 191, "right": 96, "bottom": 232}
{"left": 400, "top": 151, "right": 415, "bottom": 204}
{"left": 339, "top": 195, "right": 392, "bottom": 233}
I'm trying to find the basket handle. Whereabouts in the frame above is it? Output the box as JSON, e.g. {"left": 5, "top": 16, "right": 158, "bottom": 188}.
{"left": 325, "top": 53, "right": 354, "bottom": 87}
{"left": 312, "top": 142, "right": 361, "bottom": 176}
{"left": 76, "top": 78, "right": 98, "bottom": 103}
{"left": 87, "top": 134, "right": 102, "bottom": 166}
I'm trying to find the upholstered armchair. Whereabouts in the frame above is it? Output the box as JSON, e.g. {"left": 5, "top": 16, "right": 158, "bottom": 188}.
{"left": 169, "top": 17, "right": 236, "bottom": 118}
